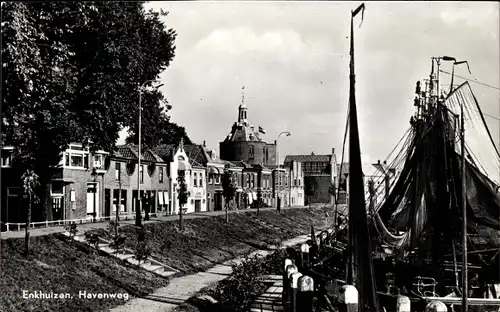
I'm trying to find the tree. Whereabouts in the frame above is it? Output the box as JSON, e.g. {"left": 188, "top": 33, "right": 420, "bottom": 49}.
{"left": 177, "top": 170, "right": 189, "bottom": 231}
{"left": 222, "top": 168, "right": 237, "bottom": 223}
{"left": 21, "top": 169, "right": 40, "bottom": 256}
{"left": 2, "top": 2, "right": 177, "bottom": 222}
{"left": 304, "top": 177, "right": 317, "bottom": 209}
{"left": 126, "top": 111, "right": 192, "bottom": 148}
{"left": 328, "top": 183, "right": 337, "bottom": 204}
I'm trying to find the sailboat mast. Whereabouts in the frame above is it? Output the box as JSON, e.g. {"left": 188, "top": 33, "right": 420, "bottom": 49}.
{"left": 346, "top": 4, "right": 380, "bottom": 312}
{"left": 461, "top": 88, "right": 468, "bottom": 312}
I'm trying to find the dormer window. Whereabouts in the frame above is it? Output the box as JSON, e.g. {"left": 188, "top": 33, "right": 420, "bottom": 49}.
{"left": 1, "top": 147, "right": 13, "bottom": 168}
{"left": 64, "top": 144, "right": 89, "bottom": 169}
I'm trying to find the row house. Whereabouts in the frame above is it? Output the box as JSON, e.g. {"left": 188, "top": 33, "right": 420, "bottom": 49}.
{"left": 252, "top": 164, "right": 273, "bottom": 207}
{"left": 272, "top": 167, "right": 290, "bottom": 207}
{"left": 0, "top": 143, "right": 169, "bottom": 226}
{"left": 204, "top": 145, "right": 226, "bottom": 211}
{"left": 285, "top": 159, "right": 305, "bottom": 207}
{"left": 154, "top": 141, "right": 202, "bottom": 215}
{"left": 103, "top": 145, "right": 169, "bottom": 218}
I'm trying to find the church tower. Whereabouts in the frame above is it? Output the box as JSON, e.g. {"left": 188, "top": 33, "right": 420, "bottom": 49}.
{"left": 237, "top": 85, "right": 248, "bottom": 126}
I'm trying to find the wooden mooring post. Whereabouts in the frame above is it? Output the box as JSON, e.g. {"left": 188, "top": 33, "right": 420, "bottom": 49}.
{"left": 297, "top": 275, "right": 314, "bottom": 312}
{"left": 282, "top": 258, "right": 293, "bottom": 305}
{"left": 300, "top": 243, "right": 310, "bottom": 268}
{"left": 289, "top": 271, "right": 303, "bottom": 312}
{"left": 283, "top": 263, "right": 298, "bottom": 306}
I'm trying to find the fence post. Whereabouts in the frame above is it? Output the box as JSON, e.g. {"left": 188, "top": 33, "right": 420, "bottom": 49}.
{"left": 297, "top": 275, "right": 314, "bottom": 312}
{"left": 301, "top": 243, "right": 310, "bottom": 268}
{"left": 289, "top": 272, "right": 303, "bottom": 312}
{"left": 425, "top": 300, "right": 447, "bottom": 312}
{"left": 284, "top": 264, "right": 298, "bottom": 306}
{"left": 396, "top": 295, "right": 411, "bottom": 312}
{"left": 18, "top": 223, "right": 20, "bottom": 231}
{"left": 282, "top": 259, "right": 294, "bottom": 305}
{"left": 342, "top": 284, "right": 358, "bottom": 312}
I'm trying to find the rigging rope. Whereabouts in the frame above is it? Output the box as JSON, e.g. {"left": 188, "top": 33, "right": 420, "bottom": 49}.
{"left": 440, "top": 70, "right": 500, "bottom": 91}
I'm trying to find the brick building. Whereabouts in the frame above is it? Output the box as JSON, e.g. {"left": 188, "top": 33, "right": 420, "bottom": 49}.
{"left": 284, "top": 148, "right": 339, "bottom": 206}
{"left": 1, "top": 143, "right": 169, "bottom": 227}
{"left": 219, "top": 98, "right": 277, "bottom": 167}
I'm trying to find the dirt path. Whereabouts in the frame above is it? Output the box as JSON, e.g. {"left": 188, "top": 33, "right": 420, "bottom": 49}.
{"left": 108, "top": 231, "right": 324, "bottom": 312}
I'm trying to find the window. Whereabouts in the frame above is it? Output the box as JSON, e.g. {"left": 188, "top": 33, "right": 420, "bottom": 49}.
{"left": 115, "top": 162, "right": 121, "bottom": 181}
{"left": 251, "top": 174, "right": 255, "bottom": 188}
{"left": 64, "top": 144, "right": 90, "bottom": 169}
{"left": 1, "top": 149, "right": 13, "bottom": 167}
{"left": 113, "top": 189, "right": 127, "bottom": 212}
{"left": 51, "top": 182, "right": 64, "bottom": 195}
{"left": 249, "top": 145, "right": 254, "bottom": 157}
{"left": 159, "top": 167, "right": 164, "bottom": 183}
{"left": 140, "top": 165, "right": 144, "bottom": 183}
{"left": 194, "top": 172, "right": 198, "bottom": 186}
{"left": 209, "top": 173, "right": 213, "bottom": 184}
{"left": 215, "top": 174, "right": 221, "bottom": 184}
{"left": 199, "top": 173, "right": 203, "bottom": 187}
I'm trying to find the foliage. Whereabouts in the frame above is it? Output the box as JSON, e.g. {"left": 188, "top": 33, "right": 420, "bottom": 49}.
{"left": 84, "top": 232, "right": 100, "bottom": 249}
{"left": 2, "top": 1, "right": 177, "bottom": 220}
{"left": 65, "top": 222, "right": 78, "bottom": 238}
{"left": 222, "top": 170, "right": 237, "bottom": 208}
{"left": 107, "top": 221, "right": 126, "bottom": 253}
{"left": 134, "top": 226, "right": 151, "bottom": 266}
{"left": 304, "top": 176, "right": 318, "bottom": 196}
{"left": 126, "top": 118, "right": 193, "bottom": 148}
{"left": 207, "top": 249, "right": 287, "bottom": 312}
{"left": 177, "top": 171, "right": 190, "bottom": 206}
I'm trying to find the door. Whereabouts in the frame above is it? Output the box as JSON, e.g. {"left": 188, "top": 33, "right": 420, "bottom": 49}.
{"left": 214, "top": 193, "right": 222, "bottom": 211}
{"left": 195, "top": 200, "right": 201, "bottom": 212}
{"left": 86, "top": 182, "right": 99, "bottom": 218}
{"left": 104, "top": 189, "right": 111, "bottom": 217}
{"left": 52, "top": 197, "right": 64, "bottom": 220}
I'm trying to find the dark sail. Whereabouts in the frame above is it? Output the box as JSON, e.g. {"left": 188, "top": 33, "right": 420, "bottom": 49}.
{"left": 345, "top": 4, "right": 380, "bottom": 312}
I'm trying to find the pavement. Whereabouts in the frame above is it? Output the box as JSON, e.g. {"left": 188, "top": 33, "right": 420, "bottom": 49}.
{"left": 108, "top": 228, "right": 327, "bottom": 312}
{"left": 0, "top": 206, "right": 308, "bottom": 240}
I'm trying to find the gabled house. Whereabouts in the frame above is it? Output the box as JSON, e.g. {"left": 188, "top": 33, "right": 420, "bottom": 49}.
{"left": 154, "top": 140, "right": 200, "bottom": 215}
{"left": 221, "top": 160, "right": 244, "bottom": 209}
{"left": 102, "top": 145, "right": 169, "bottom": 218}
{"left": 204, "top": 144, "right": 226, "bottom": 211}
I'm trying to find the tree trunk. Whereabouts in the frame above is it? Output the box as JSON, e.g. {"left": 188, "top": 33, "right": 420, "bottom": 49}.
{"left": 179, "top": 204, "right": 183, "bottom": 231}
{"left": 117, "top": 183, "right": 121, "bottom": 222}
{"left": 225, "top": 202, "right": 229, "bottom": 223}
{"left": 25, "top": 195, "right": 32, "bottom": 256}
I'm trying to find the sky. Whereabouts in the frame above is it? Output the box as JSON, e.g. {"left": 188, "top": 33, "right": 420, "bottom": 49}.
{"left": 118, "top": 1, "right": 499, "bottom": 175}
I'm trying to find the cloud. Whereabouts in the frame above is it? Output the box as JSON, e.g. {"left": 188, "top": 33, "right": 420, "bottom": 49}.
{"left": 136, "top": 1, "right": 499, "bottom": 166}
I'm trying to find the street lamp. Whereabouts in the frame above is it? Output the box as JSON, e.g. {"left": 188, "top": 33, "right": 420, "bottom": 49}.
{"left": 275, "top": 131, "right": 291, "bottom": 210}
{"left": 136, "top": 79, "right": 164, "bottom": 227}
{"left": 91, "top": 167, "right": 98, "bottom": 223}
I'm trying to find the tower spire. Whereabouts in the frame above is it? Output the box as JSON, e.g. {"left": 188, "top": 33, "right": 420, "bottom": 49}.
{"left": 241, "top": 85, "right": 245, "bottom": 106}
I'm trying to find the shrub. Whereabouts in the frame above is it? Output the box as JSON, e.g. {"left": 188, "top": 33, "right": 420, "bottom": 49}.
{"left": 65, "top": 222, "right": 78, "bottom": 238}
{"left": 207, "top": 249, "right": 287, "bottom": 312}
{"left": 84, "top": 232, "right": 99, "bottom": 249}
{"left": 135, "top": 226, "right": 151, "bottom": 266}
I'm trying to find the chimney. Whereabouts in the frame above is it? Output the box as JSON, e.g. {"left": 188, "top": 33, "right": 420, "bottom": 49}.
{"left": 203, "top": 140, "right": 206, "bottom": 147}
{"left": 332, "top": 148, "right": 335, "bottom": 155}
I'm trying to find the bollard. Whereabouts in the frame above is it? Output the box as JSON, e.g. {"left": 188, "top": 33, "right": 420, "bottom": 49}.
{"left": 283, "top": 263, "right": 297, "bottom": 305}
{"left": 301, "top": 244, "right": 310, "bottom": 268}
{"left": 396, "top": 295, "right": 411, "bottom": 312}
{"left": 289, "top": 271, "right": 303, "bottom": 312}
{"left": 342, "top": 284, "right": 358, "bottom": 312}
{"left": 297, "top": 275, "right": 314, "bottom": 312}
{"left": 5, "top": 223, "right": 9, "bottom": 232}
{"left": 425, "top": 300, "right": 447, "bottom": 312}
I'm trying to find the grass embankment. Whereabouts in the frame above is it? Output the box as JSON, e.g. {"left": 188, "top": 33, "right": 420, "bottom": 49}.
{"left": 0, "top": 206, "right": 328, "bottom": 312}
{"left": 96, "top": 207, "right": 328, "bottom": 274}
{"left": 0, "top": 234, "right": 170, "bottom": 312}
